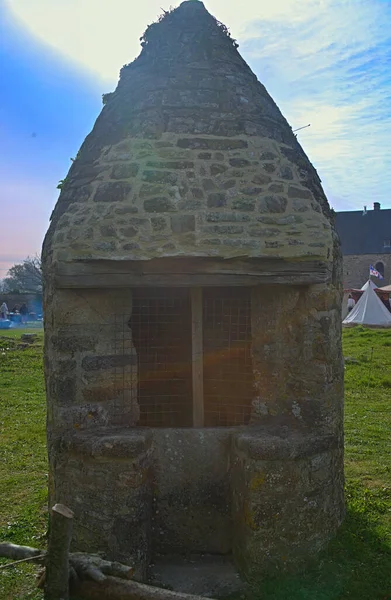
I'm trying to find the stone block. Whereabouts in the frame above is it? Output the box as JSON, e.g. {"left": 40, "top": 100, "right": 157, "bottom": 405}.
{"left": 265, "top": 240, "right": 284, "bottom": 248}
{"left": 258, "top": 195, "right": 288, "bottom": 213}
{"left": 268, "top": 183, "right": 284, "bottom": 193}
{"left": 202, "top": 178, "right": 216, "bottom": 191}
{"left": 221, "top": 179, "right": 236, "bottom": 189}
{"left": 94, "top": 241, "right": 117, "bottom": 251}
{"left": 207, "top": 193, "right": 227, "bottom": 208}
{"left": 248, "top": 226, "right": 279, "bottom": 237}
{"left": 100, "top": 224, "right": 117, "bottom": 237}
{"left": 52, "top": 335, "right": 96, "bottom": 355}
{"left": 82, "top": 354, "right": 137, "bottom": 371}
{"left": 151, "top": 217, "right": 168, "bottom": 231}
{"left": 277, "top": 166, "right": 292, "bottom": 180}
{"left": 232, "top": 199, "right": 256, "bottom": 211}
{"left": 204, "top": 225, "right": 244, "bottom": 234}
{"left": 177, "top": 138, "right": 248, "bottom": 150}
{"left": 288, "top": 185, "right": 312, "bottom": 199}
{"left": 259, "top": 151, "right": 277, "bottom": 160}
{"left": 210, "top": 164, "right": 228, "bottom": 176}
{"left": 120, "top": 226, "right": 138, "bottom": 237}
{"left": 114, "top": 206, "right": 138, "bottom": 214}
{"left": 111, "top": 163, "right": 139, "bottom": 179}
{"left": 229, "top": 158, "right": 251, "bottom": 167}
{"left": 191, "top": 187, "right": 204, "bottom": 199}
{"left": 123, "top": 242, "right": 140, "bottom": 251}
{"left": 170, "top": 215, "right": 196, "bottom": 233}
{"left": 241, "top": 186, "right": 263, "bottom": 196}
{"left": 206, "top": 212, "right": 251, "bottom": 222}
{"left": 142, "top": 170, "right": 178, "bottom": 185}
{"left": 139, "top": 184, "right": 165, "bottom": 197}
{"left": 94, "top": 182, "right": 132, "bottom": 203}
{"left": 252, "top": 174, "right": 271, "bottom": 185}
{"left": 144, "top": 197, "right": 176, "bottom": 212}
{"left": 146, "top": 160, "right": 194, "bottom": 170}
{"left": 292, "top": 199, "right": 309, "bottom": 212}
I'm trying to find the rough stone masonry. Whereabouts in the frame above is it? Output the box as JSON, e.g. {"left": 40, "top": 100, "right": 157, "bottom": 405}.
{"left": 42, "top": 0, "right": 344, "bottom": 584}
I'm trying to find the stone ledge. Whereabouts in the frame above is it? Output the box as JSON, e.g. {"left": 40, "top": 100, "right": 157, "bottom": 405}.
{"left": 234, "top": 427, "right": 340, "bottom": 460}
{"left": 65, "top": 427, "right": 153, "bottom": 459}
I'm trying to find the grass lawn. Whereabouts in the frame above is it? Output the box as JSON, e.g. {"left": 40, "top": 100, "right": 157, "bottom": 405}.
{"left": 0, "top": 326, "right": 390, "bottom": 599}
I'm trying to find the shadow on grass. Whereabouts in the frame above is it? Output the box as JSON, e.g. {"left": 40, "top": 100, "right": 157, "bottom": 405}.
{"left": 224, "top": 483, "right": 391, "bottom": 600}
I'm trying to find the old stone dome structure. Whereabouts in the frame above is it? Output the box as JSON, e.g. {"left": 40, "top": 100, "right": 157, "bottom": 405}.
{"left": 42, "top": 0, "right": 344, "bottom": 585}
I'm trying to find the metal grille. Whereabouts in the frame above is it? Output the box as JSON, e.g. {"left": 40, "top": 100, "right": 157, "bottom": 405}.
{"left": 202, "top": 287, "right": 253, "bottom": 426}
{"left": 130, "top": 288, "right": 193, "bottom": 427}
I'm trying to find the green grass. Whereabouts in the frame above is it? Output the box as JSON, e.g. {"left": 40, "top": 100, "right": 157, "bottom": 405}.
{"left": 0, "top": 329, "right": 47, "bottom": 600}
{"left": 0, "top": 326, "right": 391, "bottom": 599}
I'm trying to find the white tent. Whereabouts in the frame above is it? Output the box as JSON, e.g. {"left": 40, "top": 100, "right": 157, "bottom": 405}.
{"left": 343, "top": 280, "right": 391, "bottom": 327}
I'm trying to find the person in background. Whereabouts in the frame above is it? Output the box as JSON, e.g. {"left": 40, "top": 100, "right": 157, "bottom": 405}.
{"left": 0, "top": 301, "right": 8, "bottom": 319}
{"left": 19, "top": 303, "right": 29, "bottom": 324}
{"left": 347, "top": 294, "right": 355, "bottom": 313}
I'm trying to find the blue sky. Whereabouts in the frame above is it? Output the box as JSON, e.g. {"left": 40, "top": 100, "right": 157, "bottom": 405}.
{"left": 1, "top": 0, "right": 391, "bottom": 277}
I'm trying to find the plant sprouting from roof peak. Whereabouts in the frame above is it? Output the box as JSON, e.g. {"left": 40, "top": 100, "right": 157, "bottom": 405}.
{"left": 138, "top": 3, "right": 238, "bottom": 49}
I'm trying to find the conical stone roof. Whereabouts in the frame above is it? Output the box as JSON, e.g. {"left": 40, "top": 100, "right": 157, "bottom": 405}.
{"left": 43, "top": 0, "right": 336, "bottom": 266}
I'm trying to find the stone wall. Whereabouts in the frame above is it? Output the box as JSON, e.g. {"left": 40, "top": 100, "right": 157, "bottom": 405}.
{"left": 45, "top": 277, "right": 344, "bottom": 579}
{"left": 45, "top": 133, "right": 333, "bottom": 265}
{"left": 343, "top": 253, "right": 391, "bottom": 288}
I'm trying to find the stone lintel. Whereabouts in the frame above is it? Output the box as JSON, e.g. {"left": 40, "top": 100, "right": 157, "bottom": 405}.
{"left": 54, "top": 257, "right": 331, "bottom": 288}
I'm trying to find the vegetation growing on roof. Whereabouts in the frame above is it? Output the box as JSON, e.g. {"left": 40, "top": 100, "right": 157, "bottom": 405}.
{"left": 138, "top": 2, "right": 238, "bottom": 50}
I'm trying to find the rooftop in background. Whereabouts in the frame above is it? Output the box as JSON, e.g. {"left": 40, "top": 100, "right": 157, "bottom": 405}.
{"left": 335, "top": 203, "right": 391, "bottom": 255}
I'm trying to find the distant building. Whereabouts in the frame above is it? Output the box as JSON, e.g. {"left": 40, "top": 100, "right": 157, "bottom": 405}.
{"left": 335, "top": 202, "right": 391, "bottom": 288}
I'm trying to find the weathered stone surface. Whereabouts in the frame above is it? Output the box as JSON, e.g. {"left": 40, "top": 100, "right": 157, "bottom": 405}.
{"left": 115, "top": 206, "right": 138, "bottom": 214}
{"left": 207, "top": 192, "right": 226, "bottom": 208}
{"left": 120, "top": 226, "right": 138, "bottom": 237}
{"left": 232, "top": 199, "right": 256, "bottom": 211}
{"left": 94, "top": 182, "right": 131, "bottom": 203}
{"left": 279, "top": 165, "right": 294, "bottom": 180}
{"left": 202, "top": 178, "right": 216, "bottom": 191}
{"left": 100, "top": 224, "right": 116, "bottom": 237}
{"left": 210, "top": 164, "right": 228, "bottom": 176}
{"left": 146, "top": 160, "right": 194, "bottom": 170}
{"left": 205, "top": 224, "right": 244, "bottom": 234}
{"left": 170, "top": 215, "right": 195, "bottom": 233}
{"left": 177, "top": 138, "right": 248, "bottom": 150}
{"left": 191, "top": 187, "right": 204, "bottom": 199}
{"left": 142, "top": 170, "right": 178, "bottom": 185}
{"left": 258, "top": 195, "right": 288, "bottom": 213}
{"left": 111, "top": 163, "right": 139, "bottom": 179}
{"left": 252, "top": 174, "right": 271, "bottom": 185}
{"left": 288, "top": 185, "right": 312, "bottom": 200}
{"left": 144, "top": 197, "right": 176, "bottom": 212}
{"left": 241, "top": 186, "right": 263, "bottom": 196}
{"left": 229, "top": 158, "right": 250, "bottom": 168}
{"left": 82, "top": 354, "right": 137, "bottom": 371}
{"left": 151, "top": 217, "right": 167, "bottom": 231}
{"left": 206, "top": 212, "right": 251, "bottom": 222}
{"left": 268, "top": 183, "right": 284, "bottom": 193}
{"left": 221, "top": 179, "right": 236, "bottom": 189}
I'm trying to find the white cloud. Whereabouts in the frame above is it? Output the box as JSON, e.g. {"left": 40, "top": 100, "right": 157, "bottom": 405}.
{"left": 4, "top": 0, "right": 391, "bottom": 210}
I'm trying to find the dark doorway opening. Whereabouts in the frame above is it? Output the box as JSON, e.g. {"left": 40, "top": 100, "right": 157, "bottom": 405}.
{"left": 131, "top": 288, "right": 193, "bottom": 427}
{"left": 203, "top": 287, "right": 253, "bottom": 426}
{"left": 131, "top": 287, "right": 253, "bottom": 427}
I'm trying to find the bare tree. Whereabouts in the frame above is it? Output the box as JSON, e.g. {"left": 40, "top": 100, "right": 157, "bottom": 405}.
{"left": 3, "top": 255, "right": 42, "bottom": 293}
